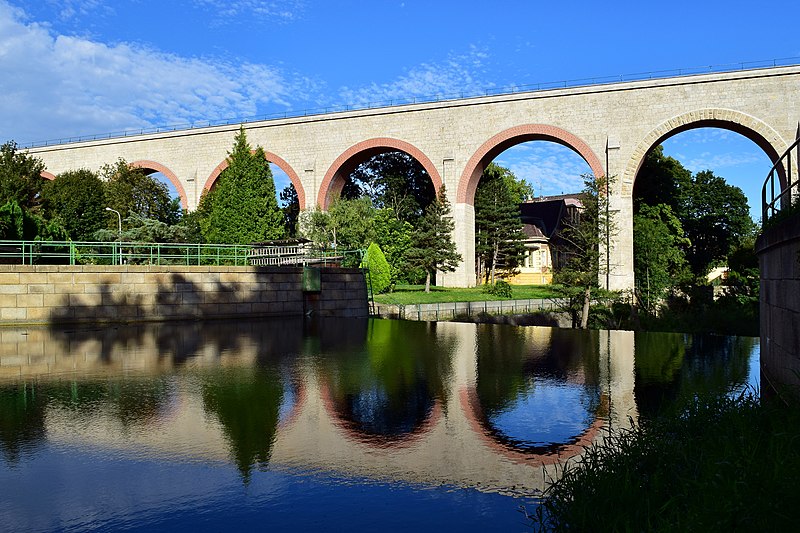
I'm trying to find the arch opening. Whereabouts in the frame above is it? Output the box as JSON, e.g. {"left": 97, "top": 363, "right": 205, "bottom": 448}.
{"left": 318, "top": 138, "right": 442, "bottom": 212}
{"left": 130, "top": 160, "right": 188, "bottom": 211}
{"left": 631, "top": 122, "right": 774, "bottom": 320}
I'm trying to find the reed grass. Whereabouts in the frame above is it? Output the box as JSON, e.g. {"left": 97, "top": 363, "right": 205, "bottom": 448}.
{"left": 528, "top": 392, "right": 800, "bottom": 532}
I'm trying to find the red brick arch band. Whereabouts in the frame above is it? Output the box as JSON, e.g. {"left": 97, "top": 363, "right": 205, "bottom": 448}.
{"left": 130, "top": 160, "right": 189, "bottom": 211}
{"left": 203, "top": 151, "right": 306, "bottom": 210}
{"left": 457, "top": 124, "right": 605, "bottom": 205}
{"left": 318, "top": 138, "right": 443, "bottom": 210}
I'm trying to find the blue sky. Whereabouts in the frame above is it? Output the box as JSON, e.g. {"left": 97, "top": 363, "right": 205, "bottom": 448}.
{"left": 1, "top": 0, "right": 798, "bottom": 218}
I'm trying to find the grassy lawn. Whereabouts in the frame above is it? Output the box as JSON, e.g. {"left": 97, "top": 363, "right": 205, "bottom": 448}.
{"left": 372, "top": 284, "right": 560, "bottom": 305}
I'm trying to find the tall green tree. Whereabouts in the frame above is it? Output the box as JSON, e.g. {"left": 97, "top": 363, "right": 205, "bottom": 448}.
{"left": 474, "top": 163, "right": 529, "bottom": 284}
{"left": 553, "top": 174, "right": 616, "bottom": 329}
{"left": 0, "top": 141, "right": 46, "bottom": 211}
{"left": 406, "top": 186, "right": 462, "bottom": 292}
{"left": 279, "top": 184, "right": 300, "bottom": 237}
{"left": 0, "top": 199, "right": 67, "bottom": 241}
{"left": 199, "top": 128, "right": 284, "bottom": 244}
{"left": 302, "top": 197, "right": 376, "bottom": 253}
{"left": 361, "top": 242, "right": 392, "bottom": 294}
{"left": 41, "top": 169, "right": 107, "bottom": 241}
{"left": 633, "top": 203, "right": 691, "bottom": 314}
{"left": 101, "top": 159, "right": 180, "bottom": 226}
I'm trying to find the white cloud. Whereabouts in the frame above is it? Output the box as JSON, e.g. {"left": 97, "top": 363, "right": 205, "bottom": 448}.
{"left": 495, "top": 143, "right": 591, "bottom": 197}
{"left": 0, "top": 2, "right": 315, "bottom": 144}
{"left": 338, "top": 47, "right": 493, "bottom": 107}
{"left": 191, "top": 0, "right": 304, "bottom": 22}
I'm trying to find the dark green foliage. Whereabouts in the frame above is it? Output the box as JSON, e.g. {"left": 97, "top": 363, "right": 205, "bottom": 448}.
{"left": 405, "top": 186, "right": 462, "bottom": 292}
{"left": 41, "top": 169, "right": 107, "bottom": 241}
{"left": 0, "top": 141, "right": 45, "bottom": 210}
{"left": 101, "top": 159, "right": 180, "bottom": 226}
{"left": 482, "top": 280, "right": 513, "bottom": 298}
{"left": 361, "top": 242, "right": 392, "bottom": 294}
{"left": 531, "top": 393, "right": 800, "bottom": 532}
{"left": 344, "top": 151, "right": 435, "bottom": 224}
{"left": 373, "top": 208, "right": 420, "bottom": 284}
{"left": 0, "top": 199, "right": 67, "bottom": 240}
{"left": 279, "top": 184, "right": 300, "bottom": 237}
{"left": 633, "top": 203, "right": 691, "bottom": 313}
{"left": 198, "top": 128, "right": 284, "bottom": 244}
{"left": 95, "top": 213, "right": 199, "bottom": 243}
{"left": 474, "top": 163, "right": 527, "bottom": 284}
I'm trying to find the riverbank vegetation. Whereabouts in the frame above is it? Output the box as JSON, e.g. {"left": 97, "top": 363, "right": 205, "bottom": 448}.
{"left": 528, "top": 392, "right": 800, "bottom": 531}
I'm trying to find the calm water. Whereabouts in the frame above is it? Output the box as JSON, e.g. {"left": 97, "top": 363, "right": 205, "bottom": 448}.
{"left": 0, "top": 318, "right": 759, "bottom": 532}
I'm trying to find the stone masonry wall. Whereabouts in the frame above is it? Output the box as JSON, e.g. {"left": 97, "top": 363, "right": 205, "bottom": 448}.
{"left": 0, "top": 265, "right": 367, "bottom": 325}
{"left": 757, "top": 216, "right": 800, "bottom": 399}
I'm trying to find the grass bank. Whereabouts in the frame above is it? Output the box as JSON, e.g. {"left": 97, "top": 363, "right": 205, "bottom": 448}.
{"left": 529, "top": 393, "right": 800, "bottom": 531}
{"left": 372, "top": 284, "right": 558, "bottom": 305}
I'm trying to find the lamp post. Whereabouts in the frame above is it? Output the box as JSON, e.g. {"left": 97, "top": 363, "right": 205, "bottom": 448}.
{"left": 105, "top": 207, "right": 122, "bottom": 265}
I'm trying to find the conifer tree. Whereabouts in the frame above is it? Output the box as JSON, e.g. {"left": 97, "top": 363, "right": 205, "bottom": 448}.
{"left": 199, "top": 127, "right": 284, "bottom": 244}
{"left": 406, "top": 185, "right": 462, "bottom": 292}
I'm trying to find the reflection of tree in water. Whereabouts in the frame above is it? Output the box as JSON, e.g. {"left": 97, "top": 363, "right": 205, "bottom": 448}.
{"left": 0, "top": 384, "right": 47, "bottom": 464}
{"left": 0, "top": 377, "right": 173, "bottom": 464}
{"left": 321, "top": 320, "right": 454, "bottom": 443}
{"left": 201, "top": 367, "right": 284, "bottom": 482}
{"left": 475, "top": 325, "right": 601, "bottom": 415}
{"left": 634, "top": 332, "right": 756, "bottom": 418}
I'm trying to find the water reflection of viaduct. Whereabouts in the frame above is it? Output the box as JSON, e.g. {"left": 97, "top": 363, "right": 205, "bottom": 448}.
{"left": 28, "top": 65, "right": 800, "bottom": 289}
{"left": 1, "top": 321, "right": 637, "bottom": 494}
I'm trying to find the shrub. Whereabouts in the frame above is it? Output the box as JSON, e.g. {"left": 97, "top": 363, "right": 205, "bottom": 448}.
{"left": 482, "top": 280, "right": 513, "bottom": 299}
{"left": 361, "top": 242, "right": 391, "bottom": 294}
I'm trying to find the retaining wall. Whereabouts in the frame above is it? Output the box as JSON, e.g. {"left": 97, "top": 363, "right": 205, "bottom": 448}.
{"left": 374, "top": 298, "right": 567, "bottom": 323}
{"left": 756, "top": 216, "right": 800, "bottom": 399}
{"left": 0, "top": 265, "right": 368, "bottom": 325}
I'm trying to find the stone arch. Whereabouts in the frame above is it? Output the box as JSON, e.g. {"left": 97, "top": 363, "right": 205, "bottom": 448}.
{"left": 129, "top": 160, "right": 188, "bottom": 210}
{"left": 318, "top": 138, "right": 442, "bottom": 210}
{"left": 623, "top": 108, "right": 790, "bottom": 197}
{"left": 203, "top": 151, "right": 306, "bottom": 210}
{"left": 40, "top": 171, "right": 56, "bottom": 181}
{"left": 457, "top": 124, "right": 605, "bottom": 206}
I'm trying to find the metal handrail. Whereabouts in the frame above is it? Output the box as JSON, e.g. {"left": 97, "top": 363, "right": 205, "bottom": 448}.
{"left": 762, "top": 135, "right": 800, "bottom": 224}
{"left": 20, "top": 56, "right": 800, "bottom": 149}
{"left": 0, "top": 240, "right": 364, "bottom": 267}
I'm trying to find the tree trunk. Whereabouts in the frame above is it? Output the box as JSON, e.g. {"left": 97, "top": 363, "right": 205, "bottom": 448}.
{"left": 580, "top": 286, "right": 591, "bottom": 329}
{"left": 425, "top": 271, "right": 431, "bottom": 293}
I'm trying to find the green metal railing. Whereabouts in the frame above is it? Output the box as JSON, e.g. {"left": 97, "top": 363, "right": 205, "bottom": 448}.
{"left": 0, "top": 240, "right": 366, "bottom": 267}
{"left": 0, "top": 240, "right": 255, "bottom": 266}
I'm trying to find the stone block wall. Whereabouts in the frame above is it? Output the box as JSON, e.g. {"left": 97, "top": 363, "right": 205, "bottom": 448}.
{"left": 0, "top": 265, "right": 367, "bottom": 325}
{"left": 757, "top": 216, "right": 800, "bottom": 399}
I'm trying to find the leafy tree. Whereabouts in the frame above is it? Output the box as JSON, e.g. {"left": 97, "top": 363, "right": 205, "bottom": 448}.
{"left": 634, "top": 145, "right": 691, "bottom": 214}
{"left": 553, "top": 174, "right": 616, "bottom": 329}
{"left": 303, "top": 197, "right": 376, "bottom": 253}
{"left": 0, "top": 199, "right": 67, "bottom": 241}
{"left": 198, "top": 128, "right": 284, "bottom": 244}
{"left": 94, "top": 213, "right": 198, "bottom": 243}
{"left": 678, "top": 170, "right": 752, "bottom": 277}
{"left": 361, "top": 242, "right": 392, "bottom": 293}
{"left": 406, "top": 186, "right": 462, "bottom": 292}
{"left": 41, "top": 169, "right": 107, "bottom": 241}
{"left": 279, "top": 184, "right": 300, "bottom": 237}
{"left": 344, "top": 151, "right": 435, "bottom": 224}
{"left": 633, "top": 204, "right": 691, "bottom": 314}
{"left": 101, "top": 159, "right": 180, "bottom": 226}
{"left": 373, "top": 208, "right": 420, "bottom": 284}
{"left": 474, "top": 163, "right": 528, "bottom": 284}
{"left": 0, "top": 141, "right": 46, "bottom": 211}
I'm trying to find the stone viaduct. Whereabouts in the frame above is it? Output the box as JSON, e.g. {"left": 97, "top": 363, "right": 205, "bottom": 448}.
{"left": 27, "top": 65, "right": 800, "bottom": 289}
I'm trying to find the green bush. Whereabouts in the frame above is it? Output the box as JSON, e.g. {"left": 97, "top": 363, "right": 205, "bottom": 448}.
{"left": 481, "top": 280, "right": 513, "bottom": 299}
{"left": 361, "top": 242, "right": 391, "bottom": 294}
